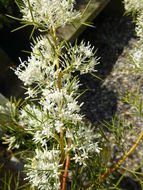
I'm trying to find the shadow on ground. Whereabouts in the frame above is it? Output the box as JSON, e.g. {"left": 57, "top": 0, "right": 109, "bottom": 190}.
{"left": 78, "top": 0, "right": 135, "bottom": 123}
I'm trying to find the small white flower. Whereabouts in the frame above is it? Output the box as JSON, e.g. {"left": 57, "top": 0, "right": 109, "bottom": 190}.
{"left": 65, "top": 41, "right": 99, "bottom": 74}
{"left": 124, "top": 0, "right": 143, "bottom": 12}
{"left": 4, "top": 136, "right": 20, "bottom": 150}
{"left": 54, "top": 120, "right": 64, "bottom": 133}
{"left": 25, "top": 87, "right": 37, "bottom": 98}
{"left": 19, "top": 104, "right": 43, "bottom": 128}
{"left": 136, "top": 12, "right": 143, "bottom": 40}
{"left": 71, "top": 124, "right": 101, "bottom": 166}
{"left": 15, "top": 36, "right": 56, "bottom": 86}
{"left": 129, "top": 42, "right": 143, "bottom": 68}
{"left": 66, "top": 129, "right": 73, "bottom": 139}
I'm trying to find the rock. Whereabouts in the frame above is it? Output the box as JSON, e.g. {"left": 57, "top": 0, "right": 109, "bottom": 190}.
{"left": 0, "top": 93, "right": 7, "bottom": 105}
{"left": 57, "top": 0, "right": 110, "bottom": 42}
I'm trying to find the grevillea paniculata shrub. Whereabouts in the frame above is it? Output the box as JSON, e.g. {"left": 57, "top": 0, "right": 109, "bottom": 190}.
{"left": 0, "top": 0, "right": 101, "bottom": 189}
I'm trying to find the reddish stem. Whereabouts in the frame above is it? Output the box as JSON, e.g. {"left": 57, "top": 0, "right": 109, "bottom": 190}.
{"left": 62, "top": 138, "right": 71, "bottom": 190}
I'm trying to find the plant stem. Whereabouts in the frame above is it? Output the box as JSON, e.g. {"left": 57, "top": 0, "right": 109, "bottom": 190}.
{"left": 62, "top": 138, "right": 72, "bottom": 190}
{"left": 51, "top": 26, "right": 66, "bottom": 189}
{"left": 60, "top": 130, "right": 65, "bottom": 164}
{"left": 98, "top": 130, "right": 143, "bottom": 182}
{"left": 83, "top": 130, "right": 143, "bottom": 189}
{"left": 59, "top": 130, "right": 65, "bottom": 189}
{"left": 51, "top": 26, "right": 62, "bottom": 90}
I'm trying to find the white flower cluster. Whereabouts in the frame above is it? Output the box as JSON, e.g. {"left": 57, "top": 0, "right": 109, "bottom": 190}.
{"left": 15, "top": 36, "right": 55, "bottom": 86}
{"left": 124, "top": 0, "right": 143, "bottom": 69}
{"left": 1, "top": 0, "right": 101, "bottom": 189}
{"left": 15, "top": 36, "right": 99, "bottom": 87}
{"left": 15, "top": 35, "right": 99, "bottom": 142}
{"left": 72, "top": 125, "right": 101, "bottom": 166}
{"left": 124, "top": 0, "right": 143, "bottom": 13}
{"left": 25, "top": 149, "right": 61, "bottom": 190}
{"left": 65, "top": 41, "right": 99, "bottom": 74}
{"left": 21, "top": 0, "right": 80, "bottom": 29}
{"left": 129, "top": 43, "right": 143, "bottom": 68}
{"left": 2, "top": 135, "right": 20, "bottom": 150}
{"left": 14, "top": 36, "right": 100, "bottom": 189}
{"left": 136, "top": 12, "right": 143, "bottom": 40}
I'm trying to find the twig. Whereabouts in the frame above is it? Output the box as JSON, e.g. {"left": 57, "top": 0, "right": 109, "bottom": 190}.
{"left": 60, "top": 131, "right": 65, "bottom": 165}
{"left": 98, "top": 130, "right": 143, "bottom": 182}
{"left": 62, "top": 138, "right": 72, "bottom": 190}
{"left": 84, "top": 130, "right": 143, "bottom": 189}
